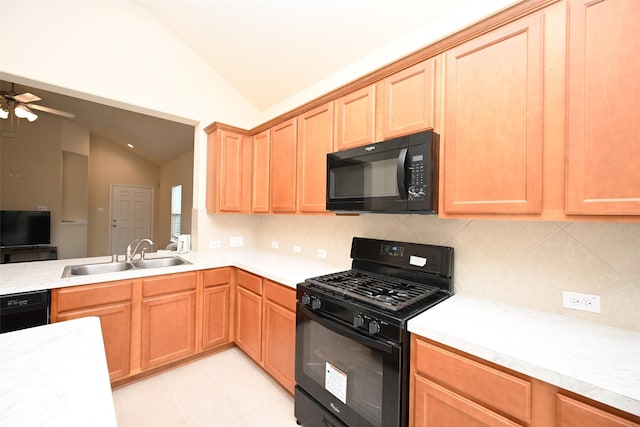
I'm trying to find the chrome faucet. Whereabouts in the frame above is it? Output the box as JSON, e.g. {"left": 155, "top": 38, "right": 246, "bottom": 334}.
{"left": 126, "top": 238, "right": 154, "bottom": 262}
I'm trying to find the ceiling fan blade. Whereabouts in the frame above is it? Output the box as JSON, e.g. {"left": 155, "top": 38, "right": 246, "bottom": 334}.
{"left": 13, "top": 92, "right": 42, "bottom": 103}
{"left": 27, "top": 103, "right": 76, "bottom": 118}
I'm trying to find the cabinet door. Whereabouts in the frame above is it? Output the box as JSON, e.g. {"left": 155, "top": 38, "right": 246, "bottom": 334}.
{"left": 380, "top": 59, "right": 435, "bottom": 139}
{"left": 235, "top": 286, "right": 262, "bottom": 363}
{"left": 566, "top": 0, "right": 640, "bottom": 215}
{"left": 262, "top": 280, "right": 296, "bottom": 394}
{"left": 414, "top": 375, "right": 524, "bottom": 427}
{"left": 52, "top": 280, "right": 133, "bottom": 382}
{"left": 202, "top": 268, "right": 232, "bottom": 350}
{"left": 56, "top": 302, "right": 132, "bottom": 382}
{"left": 218, "top": 130, "right": 251, "bottom": 213}
{"left": 270, "top": 118, "right": 297, "bottom": 212}
{"left": 335, "top": 85, "right": 376, "bottom": 150}
{"left": 252, "top": 129, "right": 270, "bottom": 213}
{"left": 297, "top": 102, "right": 334, "bottom": 213}
{"left": 442, "top": 14, "right": 544, "bottom": 214}
{"left": 141, "top": 273, "right": 197, "bottom": 370}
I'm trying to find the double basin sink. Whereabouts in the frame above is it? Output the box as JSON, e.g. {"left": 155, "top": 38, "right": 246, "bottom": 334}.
{"left": 62, "top": 256, "right": 191, "bottom": 278}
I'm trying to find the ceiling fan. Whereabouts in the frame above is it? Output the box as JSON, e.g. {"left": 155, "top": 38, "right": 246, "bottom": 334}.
{"left": 0, "top": 83, "right": 75, "bottom": 122}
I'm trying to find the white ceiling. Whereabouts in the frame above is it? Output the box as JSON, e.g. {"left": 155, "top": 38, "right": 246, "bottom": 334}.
{"left": 134, "top": 0, "right": 505, "bottom": 111}
{"left": 2, "top": 0, "right": 517, "bottom": 165}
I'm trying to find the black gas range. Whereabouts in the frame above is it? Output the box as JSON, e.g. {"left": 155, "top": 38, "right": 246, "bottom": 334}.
{"left": 295, "top": 237, "right": 453, "bottom": 427}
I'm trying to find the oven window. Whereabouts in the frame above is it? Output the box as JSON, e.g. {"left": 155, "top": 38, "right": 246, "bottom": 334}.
{"left": 332, "top": 158, "right": 399, "bottom": 199}
{"left": 300, "top": 318, "right": 384, "bottom": 427}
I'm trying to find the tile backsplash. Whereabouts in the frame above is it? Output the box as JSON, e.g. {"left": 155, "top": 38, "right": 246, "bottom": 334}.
{"left": 200, "top": 211, "right": 640, "bottom": 332}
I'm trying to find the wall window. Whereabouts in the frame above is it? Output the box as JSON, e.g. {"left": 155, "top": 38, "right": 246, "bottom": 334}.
{"left": 170, "top": 185, "right": 182, "bottom": 242}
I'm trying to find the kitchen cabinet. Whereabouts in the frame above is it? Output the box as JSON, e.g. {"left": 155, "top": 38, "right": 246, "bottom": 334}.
{"left": 140, "top": 272, "right": 197, "bottom": 370}
{"left": 270, "top": 118, "right": 297, "bottom": 213}
{"left": 442, "top": 13, "right": 544, "bottom": 215}
{"left": 557, "top": 394, "right": 640, "bottom": 427}
{"left": 52, "top": 280, "right": 133, "bottom": 382}
{"left": 235, "top": 269, "right": 263, "bottom": 363}
{"left": 335, "top": 85, "right": 376, "bottom": 150}
{"left": 297, "top": 102, "right": 334, "bottom": 213}
{"left": 411, "top": 335, "right": 640, "bottom": 427}
{"left": 252, "top": 129, "right": 270, "bottom": 213}
{"left": 262, "top": 279, "right": 296, "bottom": 394}
{"left": 201, "top": 267, "right": 232, "bottom": 350}
{"left": 379, "top": 58, "right": 436, "bottom": 139}
{"left": 566, "top": 0, "right": 640, "bottom": 215}
{"left": 412, "top": 337, "right": 531, "bottom": 427}
{"left": 206, "top": 126, "right": 252, "bottom": 213}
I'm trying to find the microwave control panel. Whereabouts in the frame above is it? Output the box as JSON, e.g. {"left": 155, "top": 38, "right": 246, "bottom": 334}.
{"left": 408, "top": 154, "right": 428, "bottom": 200}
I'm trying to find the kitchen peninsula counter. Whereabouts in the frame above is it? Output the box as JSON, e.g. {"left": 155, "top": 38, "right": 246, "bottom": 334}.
{"left": 0, "top": 316, "right": 117, "bottom": 427}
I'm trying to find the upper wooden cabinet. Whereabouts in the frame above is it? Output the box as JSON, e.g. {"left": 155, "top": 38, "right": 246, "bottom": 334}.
{"left": 252, "top": 129, "right": 270, "bottom": 213}
{"left": 566, "top": 0, "right": 640, "bottom": 215}
{"left": 297, "top": 102, "right": 334, "bottom": 213}
{"left": 335, "top": 85, "right": 376, "bottom": 150}
{"left": 206, "top": 127, "right": 252, "bottom": 213}
{"left": 270, "top": 118, "right": 297, "bottom": 213}
{"left": 442, "top": 14, "right": 544, "bottom": 214}
{"left": 379, "top": 58, "right": 436, "bottom": 139}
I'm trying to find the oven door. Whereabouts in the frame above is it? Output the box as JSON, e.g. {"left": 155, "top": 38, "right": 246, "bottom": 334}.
{"left": 295, "top": 303, "right": 403, "bottom": 427}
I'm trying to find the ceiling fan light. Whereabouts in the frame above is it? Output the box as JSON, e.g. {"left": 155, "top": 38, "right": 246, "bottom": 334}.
{"left": 0, "top": 107, "right": 9, "bottom": 119}
{"left": 14, "top": 104, "right": 29, "bottom": 118}
{"left": 14, "top": 104, "right": 38, "bottom": 122}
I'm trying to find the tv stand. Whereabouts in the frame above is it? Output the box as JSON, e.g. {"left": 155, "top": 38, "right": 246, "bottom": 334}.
{"left": 0, "top": 246, "right": 58, "bottom": 264}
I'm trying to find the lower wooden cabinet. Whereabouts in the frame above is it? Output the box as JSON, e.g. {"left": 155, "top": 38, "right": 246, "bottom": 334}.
{"left": 201, "top": 268, "right": 232, "bottom": 350}
{"left": 52, "top": 280, "right": 133, "bottom": 382}
{"left": 262, "top": 279, "right": 296, "bottom": 394}
{"left": 140, "top": 272, "right": 197, "bottom": 370}
{"left": 411, "top": 335, "right": 640, "bottom": 427}
{"left": 235, "top": 269, "right": 263, "bottom": 363}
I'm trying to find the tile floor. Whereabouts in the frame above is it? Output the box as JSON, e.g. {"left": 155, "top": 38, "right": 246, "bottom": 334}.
{"left": 112, "top": 347, "right": 300, "bottom": 427}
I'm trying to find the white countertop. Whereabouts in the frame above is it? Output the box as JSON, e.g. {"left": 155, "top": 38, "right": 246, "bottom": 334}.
{"left": 0, "top": 249, "right": 348, "bottom": 295}
{"left": 408, "top": 294, "right": 640, "bottom": 417}
{"left": 2, "top": 250, "right": 639, "bottom": 418}
{"left": 0, "top": 317, "right": 117, "bottom": 427}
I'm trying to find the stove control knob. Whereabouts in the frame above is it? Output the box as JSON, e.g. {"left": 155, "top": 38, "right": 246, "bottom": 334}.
{"left": 301, "top": 294, "right": 311, "bottom": 306}
{"left": 310, "top": 297, "right": 322, "bottom": 310}
{"left": 353, "top": 314, "right": 365, "bottom": 328}
{"left": 368, "top": 320, "right": 381, "bottom": 335}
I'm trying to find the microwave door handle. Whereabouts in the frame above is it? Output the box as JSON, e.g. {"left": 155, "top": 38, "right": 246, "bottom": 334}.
{"left": 397, "top": 148, "right": 408, "bottom": 197}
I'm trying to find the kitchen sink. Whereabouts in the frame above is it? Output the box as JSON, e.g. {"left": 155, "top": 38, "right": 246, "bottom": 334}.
{"left": 131, "top": 256, "right": 190, "bottom": 269}
{"left": 62, "top": 256, "right": 191, "bottom": 278}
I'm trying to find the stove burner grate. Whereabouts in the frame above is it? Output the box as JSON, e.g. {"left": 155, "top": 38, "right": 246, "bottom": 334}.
{"left": 307, "top": 270, "right": 440, "bottom": 311}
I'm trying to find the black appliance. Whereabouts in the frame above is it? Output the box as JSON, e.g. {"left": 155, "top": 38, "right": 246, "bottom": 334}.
{"left": 295, "top": 237, "right": 453, "bottom": 427}
{"left": 0, "top": 210, "right": 51, "bottom": 248}
{"left": 326, "top": 130, "right": 438, "bottom": 214}
{"left": 0, "top": 290, "right": 51, "bottom": 334}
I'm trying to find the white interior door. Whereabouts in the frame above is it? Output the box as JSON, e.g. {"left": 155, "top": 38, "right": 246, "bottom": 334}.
{"left": 110, "top": 185, "right": 153, "bottom": 255}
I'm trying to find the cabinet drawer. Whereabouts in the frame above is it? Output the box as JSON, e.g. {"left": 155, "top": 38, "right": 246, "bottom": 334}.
{"left": 237, "top": 269, "right": 262, "bottom": 295}
{"left": 203, "top": 267, "right": 232, "bottom": 288}
{"left": 55, "top": 280, "right": 133, "bottom": 312}
{"left": 415, "top": 338, "right": 531, "bottom": 423}
{"left": 142, "top": 272, "right": 197, "bottom": 298}
{"left": 264, "top": 279, "right": 296, "bottom": 312}
{"left": 557, "top": 394, "right": 640, "bottom": 427}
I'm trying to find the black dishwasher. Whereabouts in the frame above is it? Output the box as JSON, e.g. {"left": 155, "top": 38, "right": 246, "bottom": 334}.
{"left": 0, "top": 290, "right": 50, "bottom": 334}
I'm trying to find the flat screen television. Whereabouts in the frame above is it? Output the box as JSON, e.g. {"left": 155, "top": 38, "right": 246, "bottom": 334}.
{"left": 0, "top": 210, "right": 51, "bottom": 248}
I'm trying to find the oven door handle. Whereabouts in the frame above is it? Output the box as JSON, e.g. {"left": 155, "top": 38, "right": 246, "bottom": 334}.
{"left": 298, "top": 304, "right": 398, "bottom": 354}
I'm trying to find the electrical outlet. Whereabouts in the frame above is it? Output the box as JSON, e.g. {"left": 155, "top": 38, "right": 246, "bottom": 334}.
{"left": 209, "top": 241, "right": 221, "bottom": 249}
{"left": 229, "top": 236, "right": 244, "bottom": 247}
{"left": 562, "top": 291, "right": 601, "bottom": 313}
{"left": 271, "top": 241, "right": 279, "bottom": 249}
{"left": 317, "top": 249, "right": 327, "bottom": 259}
{"left": 293, "top": 245, "right": 301, "bottom": 254}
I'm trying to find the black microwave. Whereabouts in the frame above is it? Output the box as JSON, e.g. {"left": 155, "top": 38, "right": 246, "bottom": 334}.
{"left": 326, "top": 130, "right": 438, "bottom": 213}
